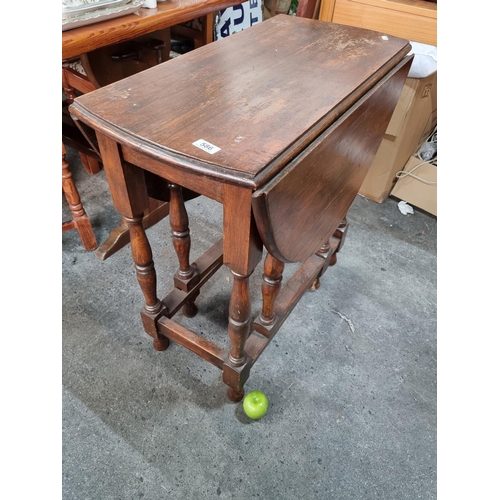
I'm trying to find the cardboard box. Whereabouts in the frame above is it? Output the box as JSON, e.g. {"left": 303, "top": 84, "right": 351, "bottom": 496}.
{"left": 390, "top": 155, "right": 437, "bottom": 216}
{"left": 358, "top": 71, "right": 437, "bottom": 203}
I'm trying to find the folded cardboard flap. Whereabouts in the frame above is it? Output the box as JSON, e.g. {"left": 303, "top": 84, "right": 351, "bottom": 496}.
{"left": 385, "top": 78, "right": 418, "bottom": 137}
{"left": 358, "top": 71, "right": 437, "bottom": 203}
{"left": 391, "top": 155, "right": 437, "bottom": 216}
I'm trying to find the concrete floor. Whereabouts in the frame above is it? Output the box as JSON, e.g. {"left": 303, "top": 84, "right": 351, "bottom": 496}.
{"left": 62, "top": 146, "right": 437, "bottom": 500}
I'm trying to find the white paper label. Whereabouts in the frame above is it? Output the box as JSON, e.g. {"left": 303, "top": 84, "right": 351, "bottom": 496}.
{"left": 192, "top": 139, "right": 221, "bottom": 155}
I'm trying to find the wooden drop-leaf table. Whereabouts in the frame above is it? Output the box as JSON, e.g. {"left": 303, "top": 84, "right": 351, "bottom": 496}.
{"left": 70, "top": 15, "right": 412, "bottom": 402}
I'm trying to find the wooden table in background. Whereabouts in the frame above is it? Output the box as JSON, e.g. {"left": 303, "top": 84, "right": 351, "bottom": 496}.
{"left": 62, "top": 0, "right": 243, "bottom": 258}
{"left": 70, "top": 16, "right": 412, "bottom": 401}
{"left": 62, "top": 0, "right": 248, "bottom": 59}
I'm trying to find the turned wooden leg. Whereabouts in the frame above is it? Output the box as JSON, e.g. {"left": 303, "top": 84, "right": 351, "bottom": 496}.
{"left": 123, "top": 214, "right": 168, "bottom": 350}
{"left": 169, "top": 183, "right": 200, "bottom": 318}
{"left": 221, "top": 184, "right": 263, "bottom": 402}
{"left": 169, "top": 183, "right": 195, "bottom": 281}
{"left": 226, "top": 270, "right": 253, "bottom": 402}
{"left": 227, "top": 386, "right": 245, "bottom": 402}
{"left": 228, "top": 271, "right": 252, "bottom": 368}
{"left": 329, "top": 218, "right": 349, "bottom": 267}
{"left": 309, "top": 241, "right": 333, "bottom": 291}
{"left": 258, "top": 253, "right": 285, "bottom": 326}
{"left": 62, "top": 144, "right": 98, "bottom": 251}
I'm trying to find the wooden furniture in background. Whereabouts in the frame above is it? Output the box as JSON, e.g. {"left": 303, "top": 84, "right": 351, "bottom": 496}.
{"left": 62, "top": 0, "right": 243, "bottom": 60}
{"left": 62, "top": 143, "right": 98, "bottom": 251}
{"left": 319, "top": 0, "right": 437, "bottom": 46}
{"left": 62, "top": 0, "right": 243, "bottom": 255}
{"left": 70, "top": 16, "right": 412, "bottom": 402}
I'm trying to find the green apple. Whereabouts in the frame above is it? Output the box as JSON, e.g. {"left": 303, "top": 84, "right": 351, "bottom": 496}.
{"left": 243, "top": 391, "right": 269, "bottom": 420}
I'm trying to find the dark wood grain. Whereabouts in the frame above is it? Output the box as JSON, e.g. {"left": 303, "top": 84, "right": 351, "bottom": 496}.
{"left": 251, "top": 57, "right": 412, "bottom": 263}
{"left": 70, "top": 16, "right": 410, "bottom": 188}
{"left": 69, "top": 16, "right": 413, "bottom": 401}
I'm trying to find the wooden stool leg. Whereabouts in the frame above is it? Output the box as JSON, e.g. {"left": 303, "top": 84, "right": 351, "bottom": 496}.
{"left": 123, "top": 214, "right": 168, "bottom": 351}
{"left": 221, "top": 184, "right": 263, "bottom": 402}
{"left": 258, "top": 253, "right": 285, "bottom": 326}
{"left": 62, "top": 144, "right": 98, "bottom": 251}
{"left": 227, "top": 386, "right": 245, "bottom": 402}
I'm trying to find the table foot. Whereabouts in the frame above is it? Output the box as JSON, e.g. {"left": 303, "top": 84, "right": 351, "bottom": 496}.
{"left": 227, "top": 386, "right": 245, "bottom": 403}
{"left": 222, "top": 353, "right": 252, "bottom": 403}
{"left": 141, "top": 302, "right": 170, "bottom": 351}
{"left": 182, "top": 291, "right": 199, "bottom": 318}
{"left": 153, "top": 334, "right": 170, "bottom": 351}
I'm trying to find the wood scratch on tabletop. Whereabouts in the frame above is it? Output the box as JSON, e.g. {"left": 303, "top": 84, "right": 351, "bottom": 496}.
{"left": 333, "top": 310, "right": 356, "bottom": 334}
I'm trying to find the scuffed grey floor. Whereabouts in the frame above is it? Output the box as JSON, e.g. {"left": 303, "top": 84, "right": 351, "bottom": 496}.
{"left": 62, "top": 146, "right": 436, "bottom": 499}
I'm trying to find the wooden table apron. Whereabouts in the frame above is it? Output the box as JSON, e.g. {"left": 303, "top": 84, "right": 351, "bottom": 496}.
{"left": 69, "top": 16, "right": 412, "bottom": 401}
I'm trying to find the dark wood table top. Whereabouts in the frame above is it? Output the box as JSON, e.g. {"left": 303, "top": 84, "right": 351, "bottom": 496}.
{"left": 67, "top": 15, "right": 413, "bottom": 401}
{"left": 62, "top": 0, "right": 243, "bottom": 60}
{"left": 70, "top": 15, "right": 410, "bottom": 188}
